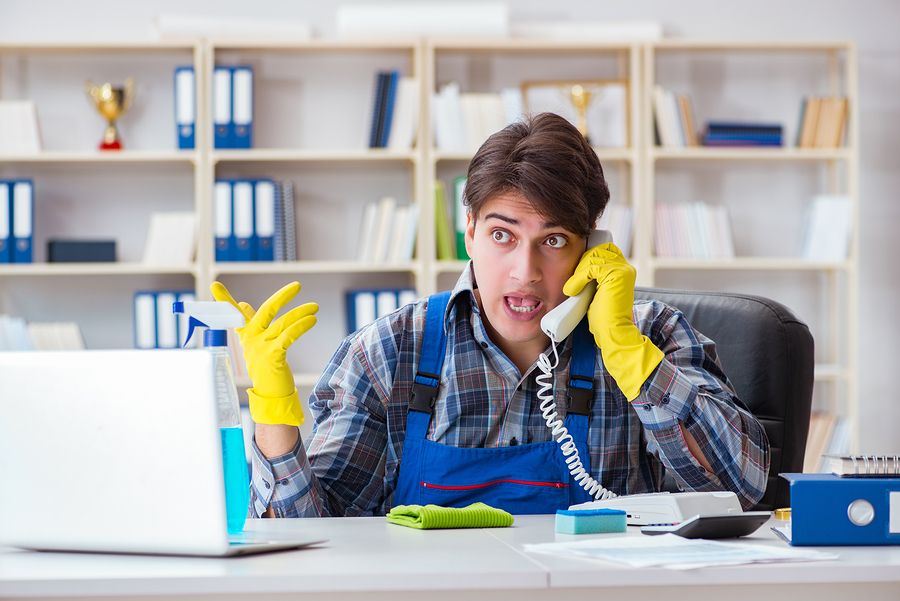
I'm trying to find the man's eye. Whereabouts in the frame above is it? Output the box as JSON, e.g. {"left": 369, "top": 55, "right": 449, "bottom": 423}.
{"left": 545, "top": 235, "right": 568, "bottom": 248}
{"left": 492, "top": 230, "right": 511, "bottom": 243}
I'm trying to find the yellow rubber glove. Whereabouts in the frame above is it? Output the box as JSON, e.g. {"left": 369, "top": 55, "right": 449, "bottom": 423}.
{"left": 563, "top": 243, "right": 664, "bottom": 402}
{"left": 210, "top": 281, "right": 318, "bottom": 426}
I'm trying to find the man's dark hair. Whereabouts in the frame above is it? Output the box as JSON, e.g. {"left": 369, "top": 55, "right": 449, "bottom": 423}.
{"left": 463, "top": 112, "right": 610, "bottom": 238}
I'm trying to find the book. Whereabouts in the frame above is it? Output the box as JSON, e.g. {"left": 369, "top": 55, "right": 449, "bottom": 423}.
{"left": 821, "top": 454, "right": 900, "bottom": 477}
{"left": 813, "top": 96, "right": 848, "bottom": 148}
{"left": 677, "top": 94, "right": 698, "bottom": 147}
{"left": 281, "top": 181, "right": 297, "bottom": 261}
{"left": 433, "top": 181, "right": 455, "bottom": 260}
{"left": 798, "top": 97, "right": 821, "bottom": 148}
{"left": 801, "top": 195, "right": 852, "bottom": 261}
{"left": 0, "top": 101, "right": 42, "bottom": 154}
{"left": 804, "top": 411, "right": 838, "bottom": 472}
{"left": 142, "top": 212, "right": 196, "bottom": 265}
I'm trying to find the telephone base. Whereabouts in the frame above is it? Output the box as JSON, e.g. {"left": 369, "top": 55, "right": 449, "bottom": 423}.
{"left": 568, "top": 491, "right": 743, "bottom": 526}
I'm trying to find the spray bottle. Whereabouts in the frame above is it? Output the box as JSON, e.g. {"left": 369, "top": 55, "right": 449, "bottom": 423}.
{"left": 173, "top": 299, "right": 249, "bottom": 534}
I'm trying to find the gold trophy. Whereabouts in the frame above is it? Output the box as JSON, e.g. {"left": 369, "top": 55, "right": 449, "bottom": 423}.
{"left": 567, "top": 83, "right": 594, "bottom": 143}
{"left": 86, "top": 78, "right": 134, "bottom": 150}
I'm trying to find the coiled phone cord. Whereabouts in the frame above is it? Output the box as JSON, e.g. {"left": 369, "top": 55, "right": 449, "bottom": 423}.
{"left": 536, "top": 341, "right": 617, "bottom": 501}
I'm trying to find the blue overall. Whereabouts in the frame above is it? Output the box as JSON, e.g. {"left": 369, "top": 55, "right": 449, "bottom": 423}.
{"left": 393, "top": 291, "right": 598, "bottom": 514}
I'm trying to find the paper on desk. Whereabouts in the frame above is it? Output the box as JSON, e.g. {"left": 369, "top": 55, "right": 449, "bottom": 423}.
{"left": 523, "top": 533, "right": 837, "bottom": 570}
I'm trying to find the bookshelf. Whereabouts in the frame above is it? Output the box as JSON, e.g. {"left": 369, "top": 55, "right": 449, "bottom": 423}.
{"left": 0, "top": 38, "right": 859, "bottom": 453}
{"left": 643, "top": 41, "right": 859, "bottom": 454}
{"left": 423, "top": 39, "right": 642, "bottom": 293}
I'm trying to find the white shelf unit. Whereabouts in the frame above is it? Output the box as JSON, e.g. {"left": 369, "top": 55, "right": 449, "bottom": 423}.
{"left": 0, "top": 39, "right": 858, "bottom": 449}
{"left": 642, "top": 41, "right": 859, "bottom": 450}
{"left": 0, "top": 42, "right": 203, "bottom": 350}
{"left": 423, "top": 40, "right": 642, "bottom": 293}
{"left": 200, "top": 40, "right": 427, "bottom": 387}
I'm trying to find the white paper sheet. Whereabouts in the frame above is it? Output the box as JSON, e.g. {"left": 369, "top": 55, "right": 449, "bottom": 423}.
{"left": 523, "top": 533, "right": 838, "bottom": 570}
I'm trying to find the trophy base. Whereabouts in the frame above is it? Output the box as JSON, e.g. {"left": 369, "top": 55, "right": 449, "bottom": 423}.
{"left": 99, "top": 140, "right": 122, "bottom": 151}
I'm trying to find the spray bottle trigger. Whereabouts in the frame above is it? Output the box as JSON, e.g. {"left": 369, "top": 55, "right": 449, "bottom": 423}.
{"left": 183, "top": 316, "right": 209, "bottom": 348}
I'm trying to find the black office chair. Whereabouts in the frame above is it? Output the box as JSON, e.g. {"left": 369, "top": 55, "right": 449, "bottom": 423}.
{"left": 634, "top": 287, "right": 815, "bottom": 510}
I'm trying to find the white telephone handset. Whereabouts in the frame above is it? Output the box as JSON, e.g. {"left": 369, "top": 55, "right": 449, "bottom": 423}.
{"left": 535, "top": 228, "right": 618, "bottom": 501}
{"left": 540, "top": 229, "right": 613, "bottom": 343}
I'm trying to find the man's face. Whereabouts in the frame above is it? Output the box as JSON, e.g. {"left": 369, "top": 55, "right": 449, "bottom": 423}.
{"left": 465, "top": 190, "right": 586, "bottom": 352}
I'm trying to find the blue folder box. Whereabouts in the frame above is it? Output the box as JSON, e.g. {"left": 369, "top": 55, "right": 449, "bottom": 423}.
{"left": 781, "top": 472, "right": 900, "bottom": 546}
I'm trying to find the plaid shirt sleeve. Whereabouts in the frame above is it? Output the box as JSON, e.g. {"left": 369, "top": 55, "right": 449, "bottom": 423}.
{"left": 248, "top": 328, "right": 392, "bottom": 518}
{"left": 630, "top": 301, "right": 770, "bottom": 509}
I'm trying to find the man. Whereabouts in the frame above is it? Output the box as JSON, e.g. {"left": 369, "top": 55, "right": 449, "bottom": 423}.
{"left": 213, "top": 112, "right": 770, "bottom": 518}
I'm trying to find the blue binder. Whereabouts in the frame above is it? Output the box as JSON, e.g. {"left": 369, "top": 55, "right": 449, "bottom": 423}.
{"left": 231, "top": 66, "right": 253, "bottom": 149}
{"left": 782, "top": 473, "right": 900, "bottom": 546}
{"left": 214, "top": 180, "right": 233, "bottom": 261}
{"left": 174, "top": 66, "right": 195, "bottom": 149}
{"left": 213, "top": 66, "right": 232, "bottom": 149}
{"left": 254, "top": 179, "right": 275, "bottom": 262}
{"left": 380, "top": 70, "right": 400, "bottom": 148}
{"left": 10, "top": 179, "right": 33, "bottom": 263}
{"left": 0, "top": 181, "right": 9, "bottom": 263}
{"left": 232, "top": 179, "right": 255, "bottom": 261}
{"left": 133, "top": 291, "right": 158, "bottom": 349}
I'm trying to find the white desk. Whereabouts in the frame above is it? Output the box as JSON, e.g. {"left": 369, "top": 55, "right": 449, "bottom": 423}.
{"left": 1, "top": 517, "right": 899, "bottom": 601}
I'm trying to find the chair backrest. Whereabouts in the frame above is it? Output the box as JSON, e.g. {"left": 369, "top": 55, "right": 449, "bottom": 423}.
{"left": 634, "top": 287, "right": 814, "bottom": 510}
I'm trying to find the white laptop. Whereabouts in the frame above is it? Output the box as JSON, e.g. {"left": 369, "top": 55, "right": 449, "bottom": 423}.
{"left": 0, "top": 349, "right": 324, "bottom": 556}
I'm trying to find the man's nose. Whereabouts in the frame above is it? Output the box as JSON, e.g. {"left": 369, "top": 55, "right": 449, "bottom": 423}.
{"left": 509, "top": 243, "right": 541, "bottom": 284}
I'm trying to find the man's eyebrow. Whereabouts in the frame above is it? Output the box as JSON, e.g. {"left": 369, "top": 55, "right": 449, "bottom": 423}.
{"left": 483, "top": 212, "right": 560, "bottom": 229}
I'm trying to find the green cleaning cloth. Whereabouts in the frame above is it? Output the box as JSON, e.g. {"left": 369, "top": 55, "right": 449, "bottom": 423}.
{"left": 386, "top": 502, "right": 514, "bottom": 529}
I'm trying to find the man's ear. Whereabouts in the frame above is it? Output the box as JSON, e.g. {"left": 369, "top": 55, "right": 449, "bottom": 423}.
{"left": 464, "top": 212, "right": 475, "bottom": 257}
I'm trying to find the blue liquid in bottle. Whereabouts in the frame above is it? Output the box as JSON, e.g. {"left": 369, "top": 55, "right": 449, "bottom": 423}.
{"left": 220, "top": 426, "right": 250, "bottom": 534}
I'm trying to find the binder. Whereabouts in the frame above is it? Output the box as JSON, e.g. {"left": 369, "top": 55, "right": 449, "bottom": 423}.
{"left": 213, "top": 66, "right": 232, "bottom": 148}
{"left": 379, "top": 70, "right": 400, "bottom": 148}
{"left": 232, "top": 179, "right": 255, "bottom": 261}
{"left": 781, "top": 473, "right": 900, "bottom": 546}
{"left": 11, "top": 180, "right": 33, "bottom": 263}
{"left": 346, "top": 290, "right": 377, "bottom": 334}
{"left": 281, "top": 180, "right": 297, "bottom": 261}
{"left": 398, "top": 288, "right": 418, "bottom": 308}
{"left": 368, "top": 72, "right": 388, "bottom": 148}
{"left": 174, "top": 66, "right": 195, "bottom": 149}
{"left": 376, "top": 289, "right": 398, "bottom": 318}
{"left": 0, "top": 182, "right": 9, "bottom": 263}
{"left": 155, "top": 291, "right": 178, "bottom": 349}
{"left": 254, "top": 179, "right": 276, "bottom": 261}
{"left": 231, "top": 66, "right": 253, "bottom": 149}
{"left": 273, "top": 181, "right": 286, "bottom": 262}
{"left": 214, "top": 180, "right": 233, "bottom": 261}
{"left": 133, "top": 291, "right": 157, "bottom": 349}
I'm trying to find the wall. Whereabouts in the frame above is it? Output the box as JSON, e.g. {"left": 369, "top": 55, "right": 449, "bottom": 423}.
{"left": 1, "top": 0, "right": 898, "bottom": 449}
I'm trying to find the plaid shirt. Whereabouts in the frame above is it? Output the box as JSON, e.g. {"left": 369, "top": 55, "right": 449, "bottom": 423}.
{"left": 249, "top": 265, "right": 769, "bottom": 517}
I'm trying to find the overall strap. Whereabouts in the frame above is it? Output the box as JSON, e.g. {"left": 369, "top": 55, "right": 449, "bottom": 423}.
{"left": 409, "top": 291, "right": 452, "bottom": 414}
{"left": 566, "top": 317, "right": 596, "bottom": 416}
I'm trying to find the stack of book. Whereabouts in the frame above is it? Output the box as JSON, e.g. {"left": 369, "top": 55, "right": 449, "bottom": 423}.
{"left": 214, "top": 179, "right": 297, "bottom": 262}
{"left": 432, "top": 83, "right": 523, "bottom": 153}
{"left": 0, "top": 315, "right": 85, "bottom": 350}
{"left": 796, "top": 96, "right": 848, "bottom": 148}
{"left": 357, "top": 197, "right": 418, "bottom": 264}
{"left": 652, "top": 86, "right": 699, "bottom": 147}
{"left": 804, "top": 411, "right": 851, "bottom": 472}
{"left": 702, "top": 121, "right": 783, "bottom": 147}
{"left": 654, "top": 202, "right": 735, "bottom": 259}
{"left": 368, "top": 70, "right": 420, "bottom": 150}
{"left": 345, "top": 288, "right": 418, "bottom": 334}
{"left": 595, "top": 204, "right": 634, "bottom": 258}
{"left": 433, "top": 178, "right": 469, "bottom": 261}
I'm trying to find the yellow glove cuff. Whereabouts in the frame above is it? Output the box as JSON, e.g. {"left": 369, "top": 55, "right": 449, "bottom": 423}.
{"left": 247, "top": 388, "right": 305, "bottom": 427}
{"left": 597, "top": 328, "right": 664, "bottom": 402}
